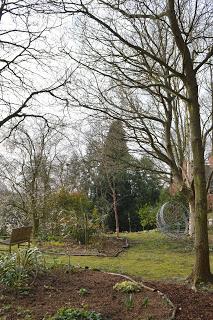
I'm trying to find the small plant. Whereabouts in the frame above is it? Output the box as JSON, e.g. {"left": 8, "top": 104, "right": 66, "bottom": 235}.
{"left": 0, "top": 248, "right": 43, "bottom": 288}
{"left": 50, "top": 307, "right": 105, "bottom": 320}
{"left": 124, "top": 293, "right": 134, "bottom": 310}
{"left": 16, "top": 306, "right": 32, "bottom": 317}
{"left": 44, "top": 285, "right": 55, "bottom": 291}
{"left": 113, "top": 280, "right": 141, "bottom": 293}
{"left": 19, "top": 287, "right": 32, "bottom": 296}
{"left": 1, "top": 304, "right": 12, "bottom": 311}
{"left": 80, "top": 303, "right": 89, "bottom": 310}
{"left": 142, "top": 297, "right": 149, "bottom": 308}
{"left": 79, "top": 288, "right": 88, "bottom": 296}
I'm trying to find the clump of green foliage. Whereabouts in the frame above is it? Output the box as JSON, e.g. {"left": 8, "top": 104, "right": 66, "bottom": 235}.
{"left": 113, "top": 280, "right": 141, "bottom": 293}
{"left": 138, "top": 204, "right": 157, "bottom": 230}
{"left": 142, "top": 297, "right": 149, "bottom": 308}
{"left": 44, "top": 189, "right": 100, "bottom": 245}
{"left": 78, "top": 288, "right": 88, "bottom": 296}
{"left": 50, "top": 308, "right": 104, "bottom": 320}
{"left": 0, "top": 248, "right": 43, "bottom": 288}
{"left": 124, "top": 293, "right": 134, "bottom": 310}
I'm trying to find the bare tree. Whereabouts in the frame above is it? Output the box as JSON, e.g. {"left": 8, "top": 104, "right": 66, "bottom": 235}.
{"left": 0, "top": 0, "right": 72, "bottom": 139}
{"left": 0, "top": 121, "right": 66, "bottom": 236}
{"left": 48, "top": 0, "right": 213, "bottom": 283}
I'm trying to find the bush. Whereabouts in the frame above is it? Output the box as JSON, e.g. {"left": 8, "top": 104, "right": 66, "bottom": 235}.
{"left": 42, "top": 190, "right": 101, "bottom": 245}
{"left": 113, "top": 280, "right": 141, "bottom": 293}
{"left": 68, "top": 223, "right": 97, "bottom": 245}
{"left": 50, "top": 308, "right": 105, "bottom": 320}
{"left": 0, "top": 248, "right": 43, "bottom": 288}
{"left": 138, "top": 204, "right": 157, "bottom": 230}
{"left": 39, "top": 220, "right": 98, "bottom": 245}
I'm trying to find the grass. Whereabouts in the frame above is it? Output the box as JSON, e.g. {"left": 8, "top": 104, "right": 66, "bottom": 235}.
{"left": 0, "top": 230, "right": 212, "bottom": 281}
{"left": 42, "top": 231, "right": 213, "bottom": 281}
{"left": 208, "top": 211, "right": 213, "bottom": 219}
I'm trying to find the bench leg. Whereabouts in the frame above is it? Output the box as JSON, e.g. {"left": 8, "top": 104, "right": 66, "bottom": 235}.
{"left": 9, "top": 245, "right": 11, "bottom": 253}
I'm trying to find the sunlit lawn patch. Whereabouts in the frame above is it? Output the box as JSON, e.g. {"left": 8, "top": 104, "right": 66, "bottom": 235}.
{"left": 41, "top": 231, "right": 213, "bottom": 281}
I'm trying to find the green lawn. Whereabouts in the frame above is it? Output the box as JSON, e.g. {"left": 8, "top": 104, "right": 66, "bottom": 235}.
{"left": 42, "top": 231, "right": 213, "bottom": 281}
{"left": 1, "top": 231, "right": 212, "bottom": 281}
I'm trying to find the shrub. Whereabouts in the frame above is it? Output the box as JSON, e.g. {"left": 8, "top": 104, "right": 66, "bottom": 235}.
{"left": 113, "top": 280, "right": 141, "bottom": 293}
{"left": 41, "top": 190, "right": 101, "bottom": 245}
{"left": 68, "top": 223, "right": 97, "bottom": 245}
{"left": 0, "top": 248, "right": 43, "bottom": 288}
{"left": 50, "top": 308, "right": 105, "bottom": 320}
{"left": 138, "top": 204, "right": 157, "bottom": 230}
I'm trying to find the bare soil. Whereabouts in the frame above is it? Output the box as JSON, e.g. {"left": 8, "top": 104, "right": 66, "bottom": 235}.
{"left": 0, "top": 269, "right": 172, "bottom": 320}
{"left": 0, "top": 269, "right": 213, "bottom": 320}
{"left": 0, "top": 269, "right": 212, "bottom": 320}
{"left": 145, "top": 280, "right": 213, "bottom": 320}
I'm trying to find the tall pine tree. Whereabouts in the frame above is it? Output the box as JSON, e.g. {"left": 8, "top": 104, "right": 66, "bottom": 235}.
{"left": 100, "top": 120, "right": 131, "bottom": 237}
{"left": 83, "top": 121, "right": 161, "bottom": 234}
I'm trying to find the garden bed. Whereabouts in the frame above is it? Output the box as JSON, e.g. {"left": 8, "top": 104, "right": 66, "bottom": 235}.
{"left": 38, "top": 236, "right": 129, "bottom": 257}
{"left": 0, "top": 269, "right": 172, "bottom": 320}
{"left": 0, "top": 268, "right": 212, "bottom": 319}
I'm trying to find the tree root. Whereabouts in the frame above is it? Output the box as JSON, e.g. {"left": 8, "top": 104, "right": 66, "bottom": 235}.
{"left": 186, "top": 271, "right": 213, "bottom": 290}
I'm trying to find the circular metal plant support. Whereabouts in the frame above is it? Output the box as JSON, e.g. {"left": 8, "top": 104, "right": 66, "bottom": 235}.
{"left": 157, "top": 201, "right": 189, "bottom": 237}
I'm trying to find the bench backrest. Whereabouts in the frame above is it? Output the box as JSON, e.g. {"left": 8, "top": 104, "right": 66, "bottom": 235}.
{"left": 10, "top": 226, "right": 33, "bottom": 244}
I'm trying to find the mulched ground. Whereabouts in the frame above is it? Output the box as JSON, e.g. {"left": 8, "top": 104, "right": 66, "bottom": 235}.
{"left": 145, "top": 280, "right": 213, "bottom": 320}
{"left": 0, "top": 269, "right": 172, "bottom": 320}
{"left": 0, "top": 269, "right": 212, "bottom": 319}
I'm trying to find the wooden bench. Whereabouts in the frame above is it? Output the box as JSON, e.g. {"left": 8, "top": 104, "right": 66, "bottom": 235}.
{"left": 0, "top": 226, "right": 33, "bottom": 253}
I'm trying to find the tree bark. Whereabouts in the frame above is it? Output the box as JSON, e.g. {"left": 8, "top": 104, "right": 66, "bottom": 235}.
{"left": 187, "top": 88, "right": 212, "bottom": 282}
{"left": 33, "top": 217, "right": 39, "bottom": 238}
{"left": 211, "top": 65, "right": 213, "bottom": 155}
{"left": 168, "top": 0, "right": 212, "bottom": 283}
{"left": 112, "top": 190, "right": 119, "bottom": 238}
{"left": 188, "top": 197, "right": 195, "bottom": 237}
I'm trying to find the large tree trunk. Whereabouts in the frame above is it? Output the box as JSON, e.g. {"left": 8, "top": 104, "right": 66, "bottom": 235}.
{"left": 187, "top": 88, "right": 212, "bottom": 283}
{"left": 168, "top": 0, "right": 212, "bottom": 283}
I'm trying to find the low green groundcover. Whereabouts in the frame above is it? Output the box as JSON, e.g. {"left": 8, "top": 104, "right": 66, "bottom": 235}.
{"left": 50, "top": 308, "right": 105, "bottom": 320}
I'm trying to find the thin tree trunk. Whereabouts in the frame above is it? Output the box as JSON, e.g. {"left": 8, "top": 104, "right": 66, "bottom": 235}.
{"left": 105, "top": 171, "right": 120, "bottom": 238}
{"left": 210, "top": 65, "right": 213, "bottom": 155}
{"left": 33, "top": 217, "right": 39, "bottom": 238}
{"left": 128, "top": 212, "right": 132, "bottom": 233}
{"left": 112, "top": 190, "right": 119, "bottom": 238}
